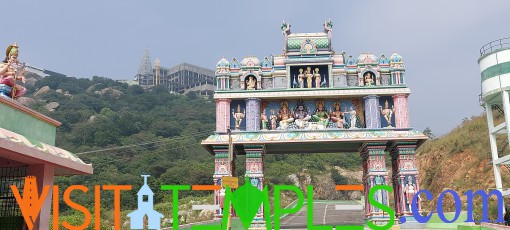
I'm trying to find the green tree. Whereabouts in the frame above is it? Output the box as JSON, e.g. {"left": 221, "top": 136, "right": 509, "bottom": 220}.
{"left": 127, "top": 85, "right": 145, "bottom": 95}
{"left": 331, "top": 169, "right": 348, "bottom": 185}
{"left": 423, "top": 127, "right": 435, "bottom": 139}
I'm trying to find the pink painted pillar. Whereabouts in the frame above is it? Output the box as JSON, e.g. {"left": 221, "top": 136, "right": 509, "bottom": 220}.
{"left": 360, "top": 142, "right": 389, "bottom": 224}
{"left": 212, "top": 146, "right": 232, "bottom": 219}
{"left": 216, "top": 99, "right": 231, "bottom": 132}
{"left": 392, "top": 94, "right": 410, "bottom": 128}
{"left": 28, "top": 164, "right": 55, "bottom": 230}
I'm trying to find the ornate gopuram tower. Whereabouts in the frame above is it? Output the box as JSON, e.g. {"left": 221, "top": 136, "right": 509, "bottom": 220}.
{"left": 202, "top": 20, "right": 428, "bottom": 227}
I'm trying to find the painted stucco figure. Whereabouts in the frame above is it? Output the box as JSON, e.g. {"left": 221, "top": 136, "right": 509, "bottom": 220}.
{"left": 270, "top": 109, "right": 277, "bottom": 130}
{"left": 0, "top": 43, "right": 26, "bottom": 99}
{"left": 380, "top": 100, "right": 394, "bottom": 127}
{"left": 330, "top": 101, "right": 345, "bottom": 128}
{"left": 293, "top": 99, "right": 311, "bottom": 129}
{"left": 374, "top": 176, "right": 386, "bottom": 211}
{"left": 404, "top": 176, "right": 417, "bottom": 212}
{"left": 232, "top": 105, "right": 245, "bottom": 130}
{"left": 277, "top": 101, "right": 294, "bottom": 129}
{"left": 312, "top": 100, "right": 329, "bottom": 129}
{"left": 314, "top": 68, "right": 321, "bottom": 88}
{"left": 348, "top": 107, "right": 365, "bottom": 129}
{"left": 364, "top": 72, "right": 374, "bottom": 87}
{"left": 246, "top": 76, "right": 256, "bottom": 90}
{"left": 305, "top": 67, "right": 313, "bottom": 88}
{"left": 298, "top": 68, "right": 305, "bottom": 88}
{"left": 261, "top": 111, "right": 268, "bottom": 130}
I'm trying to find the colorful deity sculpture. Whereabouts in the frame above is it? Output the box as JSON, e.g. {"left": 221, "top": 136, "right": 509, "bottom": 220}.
{"left": 277, "top": 100, "right": 294, "bottom": 129}
{"left": 298, "top": 68, "right": 305, "bottom": 88}
{"left": 232, "top": 104, "right": 245, "bottom": 130}
{"left": 404, "top": 176, "right": 417, "bottom": 212}
{"left": 312, "top": 100, "right": 329, "bottom": 129}
{"left": 314, "top": 68, "right": 321, "bottom": 88}
{"left": 270, "top": 109, "right": 277, "bottom": 130}
{"left": 246, "top": 76, "right": 256, "bottom": 90}
{"left": 293, "top": 99, "right": 311, "bottom": 129}
{"left": 380, "top": 100, "right": 394, "bottom": 127}
{"left": 364, "top": 72, "right": 374, "bottom": 87}
{"left": 348, "top": 107, "right": 365, "bottom": 129}
{"left": 261, "top": 110, "right": 268, "bottom": 130}
{"left": 305, "top": 67, "right": 313, "bottom": 88}
{"left": 330, "top": 101, "right": 345, "bottom": 128}
{"left": 0, "top": 43, "right": 27, "bottom": 99}
{"left": 374, "top": 176, "right": 386, "bottom": 210}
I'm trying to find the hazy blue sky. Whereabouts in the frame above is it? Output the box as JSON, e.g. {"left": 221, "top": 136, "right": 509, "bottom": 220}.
{"left": 4, "top": 0, "right": 510, "bottom": 135}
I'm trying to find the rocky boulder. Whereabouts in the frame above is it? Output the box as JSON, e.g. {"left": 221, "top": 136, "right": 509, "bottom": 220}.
{"left": 94, "top": 87, "right": 124, "bottom": 98}
{"left": 16, "top": 97, "right": 36, "bottom": 107}
{"left": 88, "top": 115, "right": 97, "bottom": 122}
{"left": 34, "top": 86, "right": 51, "bottom": 97}
{"left": 44, "top": 102, "right": 59, "bottom": 112}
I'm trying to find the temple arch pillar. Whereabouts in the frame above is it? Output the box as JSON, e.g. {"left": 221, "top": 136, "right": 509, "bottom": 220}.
{"left": 360, "top": 142, "right": 389, "bottom": 225}
{"left": 212, "top": 145, "right": 235, "bottom": 219}
{"left": 390, "top": 141, "right": 421, "bottom": 223}
{"left": 244, "top": 145, "right": 265, "bottom": 225}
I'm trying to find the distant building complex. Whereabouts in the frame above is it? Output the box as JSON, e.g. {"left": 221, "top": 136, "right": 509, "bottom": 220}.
{"left": 134, "top": 49, "right": 216, "bottom": 95}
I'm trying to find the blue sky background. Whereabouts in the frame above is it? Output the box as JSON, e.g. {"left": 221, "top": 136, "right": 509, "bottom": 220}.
{"left": 4, "top": 0, "right": 510, "bottom": 135}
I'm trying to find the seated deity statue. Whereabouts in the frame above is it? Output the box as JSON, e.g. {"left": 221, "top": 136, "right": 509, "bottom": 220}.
{"left": 379, "top": 100, "right": 394, "bottom": 127}
{"left": 0, "top": 44, "right": 26, "bottom": 99}
{"left": 305, "top": 67, "right": 313, "bottom": 88}
{"left": 330, "top": 101, "right": 345, "bottom": 128}
{"left": 246, "top": 76, "right": 256, "bottom": 90}
{"left": 314, "top": 68, "right": 321, "bottom": 88}
{"left": 277, "top": 101, "right": 294, "bottom": 129}
{"left": 312, "top": 100, "right": 329, "bottom": 129}
{"left": 293, "top": 100, "right": 311, "bottom": 129}
{"left": 298, "top": 68, "right": 305, "bottom": 88}
{"left": 364, "top": 72, "right": 374, "bottom": 87}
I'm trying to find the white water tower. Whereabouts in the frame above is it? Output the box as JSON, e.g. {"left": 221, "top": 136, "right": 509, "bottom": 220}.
{"left": 479, "top": 37, "right": 510, "bottom": 196}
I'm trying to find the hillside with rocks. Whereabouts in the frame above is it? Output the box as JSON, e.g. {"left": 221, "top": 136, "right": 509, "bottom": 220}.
{"left": 417, "top": 113, "right": 510, "bottom": 220}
